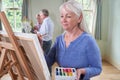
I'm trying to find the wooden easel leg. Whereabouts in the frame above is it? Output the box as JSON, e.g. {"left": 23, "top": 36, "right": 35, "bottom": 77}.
{"left": 4, "top": 51, "right": 17, "bottom": 80}
{"left": 0, "top": 48, "right": 7, "bottom": 76}
{"left": 9, "top": 50, "right": 24, "bottom": 80}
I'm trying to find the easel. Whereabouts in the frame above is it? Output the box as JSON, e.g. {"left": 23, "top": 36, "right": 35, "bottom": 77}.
{"left": 0, "top": 12, "right": 35, "bottom": 80}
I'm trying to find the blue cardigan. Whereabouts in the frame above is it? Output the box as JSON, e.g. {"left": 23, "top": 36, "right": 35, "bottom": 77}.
{"left": 45, "top": 32, "right": 102, "bottom": 80}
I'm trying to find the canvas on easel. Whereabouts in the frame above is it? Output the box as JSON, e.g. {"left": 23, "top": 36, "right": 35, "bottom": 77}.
{"left": 0, "top": 12, "right": 51, "bottom": 80}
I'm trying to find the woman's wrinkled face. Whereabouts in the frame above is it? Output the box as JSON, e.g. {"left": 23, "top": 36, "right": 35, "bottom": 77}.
{"left": 60, "top": 8, "right": 81, "bottom": 31}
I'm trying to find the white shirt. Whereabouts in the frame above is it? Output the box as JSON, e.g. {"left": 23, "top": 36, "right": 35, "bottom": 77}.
{"left": 38, "top": 17, "right": 54, "bottom": 41}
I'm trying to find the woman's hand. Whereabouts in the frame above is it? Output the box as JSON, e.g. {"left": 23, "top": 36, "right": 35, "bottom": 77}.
{"left": 76, "top": 68, "right": 86, "bottom": 80}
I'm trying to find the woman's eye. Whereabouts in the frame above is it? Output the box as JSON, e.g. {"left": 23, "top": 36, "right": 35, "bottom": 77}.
{"left": 67, "top": 16, "right": 71, "bottom": 18}
{"left": 61, "top": 16, "right": 63, "bottom": 18}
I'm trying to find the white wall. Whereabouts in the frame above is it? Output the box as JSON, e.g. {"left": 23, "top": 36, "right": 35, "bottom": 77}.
{"left": 101, "top": 0, "right": 120, "bottom": 69}
{"left": 28, "top": 0, "right": 64, "bottom": 41}
{"left": 106, "top": 0, "right": 120, "bottom": 69}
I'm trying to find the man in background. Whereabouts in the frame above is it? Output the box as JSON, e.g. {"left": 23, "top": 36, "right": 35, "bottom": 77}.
{"left": 37, "top": 9, "right": 54, "bottom": 55}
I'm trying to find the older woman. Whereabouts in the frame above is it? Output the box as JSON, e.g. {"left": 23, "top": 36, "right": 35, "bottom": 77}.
{"left": 45, "top": 0, "right": 102, "bottom": 80}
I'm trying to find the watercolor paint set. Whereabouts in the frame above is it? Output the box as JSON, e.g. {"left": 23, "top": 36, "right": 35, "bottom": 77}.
{"left": 55, "top": 67, "right": 76, "bottom": 80}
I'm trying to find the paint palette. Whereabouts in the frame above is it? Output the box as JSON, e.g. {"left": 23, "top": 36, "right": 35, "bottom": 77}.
{"left": 55, "top": 67, "right": 76, "bottom": 80}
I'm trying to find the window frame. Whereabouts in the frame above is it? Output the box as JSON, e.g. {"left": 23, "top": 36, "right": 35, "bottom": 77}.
{"left": 76, "top": 0, "right": 97, "bottom": 34}
{"left": 1, "top": 0, "right": 23, "bottom": 32}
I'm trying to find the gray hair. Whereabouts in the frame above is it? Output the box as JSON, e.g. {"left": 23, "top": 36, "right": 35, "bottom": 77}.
{"left": 41, "top": 9, "right": 49, "bottom": 17}
{"left": 59, "top": 0, "right": 89, "bottom": 33}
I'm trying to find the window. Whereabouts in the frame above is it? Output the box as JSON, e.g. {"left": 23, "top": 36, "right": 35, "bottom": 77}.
{"left": 76, "top": 0, "right": 96, "bottom": 34}
{"left": 2, "top": 0, "right": 23, "bottom": 32}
